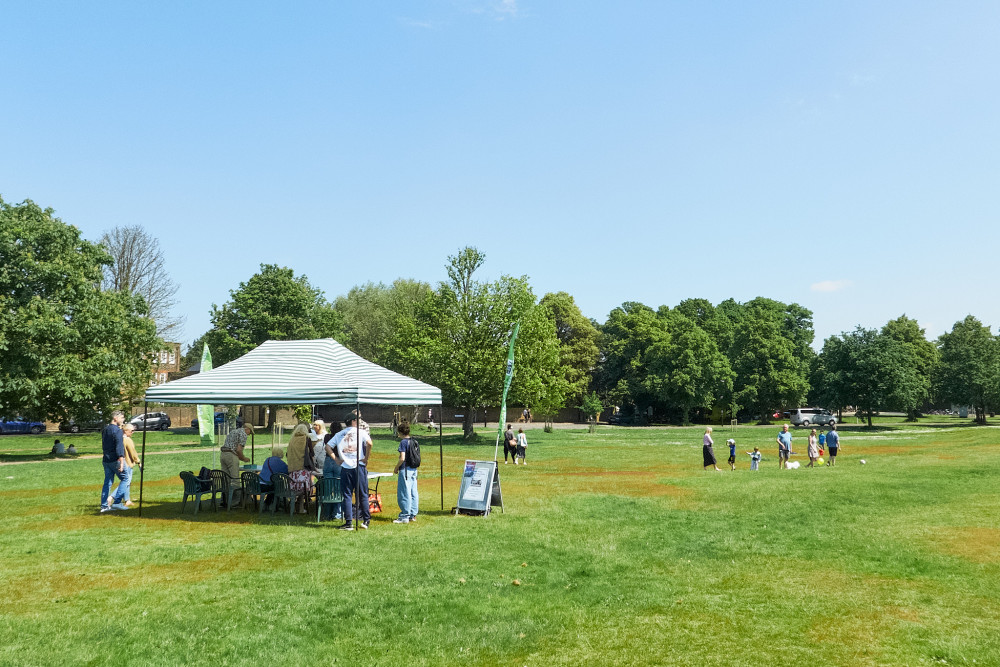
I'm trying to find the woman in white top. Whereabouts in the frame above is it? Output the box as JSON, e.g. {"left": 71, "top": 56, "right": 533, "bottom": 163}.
{"left": 806, "top": 428, "right": 820, "bottom": 467}
{"left": 702, "top": 427, "right": 720, "bottom": 471}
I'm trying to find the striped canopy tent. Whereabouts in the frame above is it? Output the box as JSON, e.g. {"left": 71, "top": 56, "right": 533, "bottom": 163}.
{"left": 137, "top": 339, "right": 444, "bottom": 515}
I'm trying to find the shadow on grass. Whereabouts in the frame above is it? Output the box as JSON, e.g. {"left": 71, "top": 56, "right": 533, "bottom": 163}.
{"left": 0, "top": 453, "right": 84, "bottom": 464}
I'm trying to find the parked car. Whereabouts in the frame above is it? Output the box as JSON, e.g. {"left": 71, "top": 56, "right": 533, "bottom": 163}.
{"left": 191, "top": 413, "right": 244, "bottom": 429}
{"left": 130, "top": 412, "right": 172, "bottom": 431}
{"left": 786, "top": 407, "right": 837, "bottom": 428}
{"left": 0, "top": 417, "right": 46, "bottom": 435}
{"left": 59, "top": 415, "right": 105, "bottom": 433}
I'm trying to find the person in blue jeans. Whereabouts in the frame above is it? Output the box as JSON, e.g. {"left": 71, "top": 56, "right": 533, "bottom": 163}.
{"left": 100, "top": 410, "right": 128, "bottom": 512}
{"left": 393, "top": 422, "right": 419, "bottom": 524}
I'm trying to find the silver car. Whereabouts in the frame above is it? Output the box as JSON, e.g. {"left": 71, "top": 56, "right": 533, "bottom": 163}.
{"left": 785, "top": 408, "right": 837, "bottom": 428}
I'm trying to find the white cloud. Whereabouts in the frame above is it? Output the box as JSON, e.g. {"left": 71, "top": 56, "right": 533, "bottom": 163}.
{"left": 811, "top": 280, "right": 852, "bottom": 293}
{"left": 495, "top": 0, "right": 518, "bottom": 19}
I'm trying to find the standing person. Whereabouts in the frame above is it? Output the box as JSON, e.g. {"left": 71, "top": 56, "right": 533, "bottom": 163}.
{"left": 776, "top": 424, "right": 792, "bottom": 469}
{"left": 322, "top": 432, "right": 343, "bottom": 521}
{"left": 309, "top": 419, "right": 327, "bottom": 475}
{"left": 826, "top": 425, "right": 840, "bottom": 466}
{"left": 331, "top": 411, "right": 373, "bottom": 531}
{"left": 286, "top": 423, "right": 312, "bottom": 515}
{"left": 108, "top": 423, "right": 141, "bottom": 507}
{"left": 220, "top": 424, "right": 253, "bottom": 499}
{"left": 100, "top": 411, "right": 128, "bottom": 512}
{"left": 703, "top": 427, "right": 720, "bottom": 471}
{"left": 806, "top": 428, "right": 820, "bottom": 467}
{"left": 516, "top": 428, "right": 528, "bottom": 465}
{"left": 503, "top": 423, "right": 516, "bottom": 464}
{"left": 392, "top": 422, "right": 419, "bottom": 524}
{"left": 818, "top": 429, "right": 826, "bottom": 456}
{"left": 747, "top": 447, "right": 762, "bottom": 471}
{"left": 726, "top": 438, "right": 737, "bottom": 470}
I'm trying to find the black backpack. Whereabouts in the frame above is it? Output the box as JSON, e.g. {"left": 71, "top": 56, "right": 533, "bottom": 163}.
{"left": 404, "top": 438, "right": 421, "bottom": 468}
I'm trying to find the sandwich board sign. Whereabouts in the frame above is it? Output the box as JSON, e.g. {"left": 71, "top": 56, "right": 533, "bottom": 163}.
{"left": 455, "top": 460, "right": 503, "bottom": 515}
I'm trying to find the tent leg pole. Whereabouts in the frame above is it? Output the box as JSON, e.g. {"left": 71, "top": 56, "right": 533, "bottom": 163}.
{"left": 139, "top": 400, "right": 148, "bottom": 517}
{"left": 439, "top": 403, "right": 443, "bottom": 511}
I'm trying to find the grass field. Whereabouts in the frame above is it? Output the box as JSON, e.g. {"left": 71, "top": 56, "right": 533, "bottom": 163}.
{"left": 1, "top": 418, "right": 998, "bottom": 666}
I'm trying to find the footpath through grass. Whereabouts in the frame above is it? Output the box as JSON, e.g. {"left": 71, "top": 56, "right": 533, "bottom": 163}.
{"left": 1, "top": 419, "right": 999, "bottom": 666}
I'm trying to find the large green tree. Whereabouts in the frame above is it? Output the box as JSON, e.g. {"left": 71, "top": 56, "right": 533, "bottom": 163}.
{"left": 881, "top": 315, "right": 938, "bottom": 420}
{"left": 415, "top": 247, "right": 564, "bottom": 438}
{"left": 727, "top": 299, "right": 812, "bottom": 423}
{"left": 201, "top": 264, "right": 342, "bottom": 428}
{"left": 935, "top": 315, "right": 1000, "bottom": 424}
{"left": 538, "top": 291, "right": 600, "bottom": 408}
{"left": 818, "top": 327, "right": 923, "bottom": 427}
{"left": 0, "top": 198, "right": 160, "bottom": 422}
{"left": 333, "top": 279, "right": 432, "bottom": 370}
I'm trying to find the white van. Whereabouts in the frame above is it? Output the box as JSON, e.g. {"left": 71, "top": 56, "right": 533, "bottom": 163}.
{"left": 784, "top": 408, "right": 837, "bottom": 428}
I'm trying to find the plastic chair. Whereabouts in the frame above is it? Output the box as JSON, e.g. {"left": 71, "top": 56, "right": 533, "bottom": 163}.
{"left": 241, "top": 472, "right": 262, "bottom": 512}
{"left": 180, "top": 471, "right": 215, "bottom": 515}
{"left": 315, "top": 476, "right": 344, "bottom": 523}
{"left": 210, "top": 469, "right": 238, "bottom": 512}
{"left": 264, "top": 473, "right": 295, "bottom": 517}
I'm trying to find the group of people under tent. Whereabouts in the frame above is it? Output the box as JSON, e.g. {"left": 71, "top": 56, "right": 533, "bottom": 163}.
{"left": 216, "top": 411, "right": 421, "bottom": 530}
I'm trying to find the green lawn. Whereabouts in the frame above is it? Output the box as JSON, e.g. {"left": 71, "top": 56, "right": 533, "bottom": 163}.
{"left": 1, "top": 419, "right": 998, "bottom": 666}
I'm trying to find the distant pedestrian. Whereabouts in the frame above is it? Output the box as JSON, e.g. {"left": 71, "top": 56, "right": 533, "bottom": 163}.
{"left": 818, "top": 430, "right": 826, "bottom": 455}
{"left": 100, "top": 410, "right": 128, "bottom": 512}
{"left": 109, "top": 423, "right": 141, "bottom": 506}
{"left": 726, "top": 438, "right": 737, "bottom": 470}
{"left": 503, "top": 423, "right": 516, "bottom": 464}
{"left": 776, "top": 424, "right": 792, "bottom": 470}
{"left": 747, "top": 447, "right": 761, "bottom": 471}
{"left": 826, "top": 425, "right": 840, "bottom": 466}
{"left": 516, "top": 428, "right": 528, "bottom": 465}
{"left": 807, "top": 428, "right": 819, "bottom": 467}
{"left": 703, "top": 427, "right": 720, "bottom": 471}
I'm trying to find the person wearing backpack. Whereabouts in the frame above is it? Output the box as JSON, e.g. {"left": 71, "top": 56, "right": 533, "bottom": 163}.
{"left": 392, "top": 421, "right": 420, "bottom": 524}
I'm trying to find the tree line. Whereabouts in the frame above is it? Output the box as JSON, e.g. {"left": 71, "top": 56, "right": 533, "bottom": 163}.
{"left": 3, "top": 197, "right": 999, "bottom": 432}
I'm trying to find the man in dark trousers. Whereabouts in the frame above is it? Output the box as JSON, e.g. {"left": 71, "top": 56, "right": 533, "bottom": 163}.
{"left": 100, "top": 410, "right": 128, "bottom": 512}
{"left": 330, "top": 412, "right": 373, "bottom": 531}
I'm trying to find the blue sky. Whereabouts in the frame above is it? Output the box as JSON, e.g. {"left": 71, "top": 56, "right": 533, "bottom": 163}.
{"left": 3, "top": 1, "right": 999, "bottom": 350}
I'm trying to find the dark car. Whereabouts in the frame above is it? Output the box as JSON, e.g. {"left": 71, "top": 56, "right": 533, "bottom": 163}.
{"left": 0, "top": 417, "right": 46, "bottom": 435}
{"left": 191, "top": 413, "right": 244, "bottom": 429}
{"left": 59, "top": 415, "right": 105, "bottom": 433}
{"left": 130, "top": 412, "right": 172, "bottom": 431}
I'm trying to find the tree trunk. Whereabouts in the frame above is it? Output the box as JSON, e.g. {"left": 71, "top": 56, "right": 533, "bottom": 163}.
{"left": 867, "top": 406, "right": 873, "bottom": 428}
{"left": 267, "top": 405, "right": 277, "bottom": 430}
{"left": 463, "top": 407, "right": 475, "bottom": 439}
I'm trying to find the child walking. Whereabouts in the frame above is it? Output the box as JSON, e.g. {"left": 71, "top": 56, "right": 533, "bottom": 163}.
{"left": 747, "top": 447, "right": 761, "bottom": 471}
{"left": 726, "top": 438, "right": 737, "bottom": 470}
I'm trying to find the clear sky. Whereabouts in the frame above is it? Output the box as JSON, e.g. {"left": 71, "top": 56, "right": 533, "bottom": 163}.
{"left": 3, "top": 1, "right": 998, "bottom": 350}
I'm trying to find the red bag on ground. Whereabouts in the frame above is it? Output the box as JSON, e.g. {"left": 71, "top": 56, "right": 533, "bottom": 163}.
{"left": 368, "top": 492, "right": 382, "bottom": 513}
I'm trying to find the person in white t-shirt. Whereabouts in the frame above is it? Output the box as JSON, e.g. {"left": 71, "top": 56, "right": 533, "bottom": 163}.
{"left": 330, "top": 412, "right": 373, "bottom": 531}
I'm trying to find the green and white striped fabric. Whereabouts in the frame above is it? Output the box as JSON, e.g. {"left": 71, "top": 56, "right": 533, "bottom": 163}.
{"left": 144, "top": 339, "right": 441, "bottom": 405}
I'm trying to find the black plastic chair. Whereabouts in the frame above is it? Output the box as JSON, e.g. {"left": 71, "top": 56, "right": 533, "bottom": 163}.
{"left": 241, "top": 471, "right": 262, "bottom": 512}
{"left": 180, "top": 471, "right": 215, "bottom": 515}
{"left": 315, "top": 476, "right": 344, "bottom": 523}
{"left": 263, "top": 473, "right": 295, "bottom": 517}
{"left": 209, "top": 469, "right": 239, "bottom": 512}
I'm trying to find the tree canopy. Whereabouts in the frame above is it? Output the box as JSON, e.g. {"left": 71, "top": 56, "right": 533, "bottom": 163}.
{"left": 935, "top": 315, "right": 999, "bottom": 424}
{"left": 0, "top": 198, "right": 160, "bottom": 422}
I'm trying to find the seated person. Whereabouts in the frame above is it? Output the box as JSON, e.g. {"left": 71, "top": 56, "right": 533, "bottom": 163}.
{"left": 259, "top": 445, "right": 288, "bottom": 502}
{"left": 66, "top": 444, "right": 78, "bottom": 455}
{"left": 51, "top": 439, "right": 65, "bottom": 455}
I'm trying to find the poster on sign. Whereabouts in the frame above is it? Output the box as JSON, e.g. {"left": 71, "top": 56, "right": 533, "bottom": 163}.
{"left": 455, "top": 460, "right": 504, "bottom": 515}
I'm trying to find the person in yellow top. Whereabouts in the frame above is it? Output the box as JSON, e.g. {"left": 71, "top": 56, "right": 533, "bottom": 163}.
{"left": 109, "top": 423, "right": 141, "bottom": 507}
{"left": 286, "top": 423, "right": 313, "bottom": 514}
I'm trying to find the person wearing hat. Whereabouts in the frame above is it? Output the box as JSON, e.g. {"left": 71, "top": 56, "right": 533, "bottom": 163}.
{"left": 726, "top": 438, "right": 737, "bottom": 470}
{"left": 329, "top": 411, "right": 373, "bottom": 531}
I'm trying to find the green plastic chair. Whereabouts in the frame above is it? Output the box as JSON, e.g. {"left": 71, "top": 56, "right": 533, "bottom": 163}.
{"left": 209, "top": 469, "right": 238, "bottom": 512}
{"left": 315, "top": 476, "right": 344, "bottom": 523}
{"left": 264, "top": 473, "right": 295, "bottom": 517}
{"left": 179, "top": 471, "right": 215, "bottom": 515}
{"left": 241, "top": 471, "right": 262, "bottom": 512}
